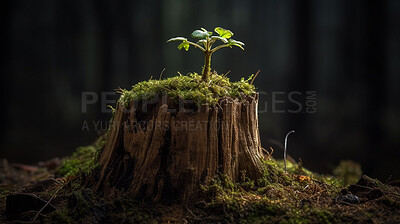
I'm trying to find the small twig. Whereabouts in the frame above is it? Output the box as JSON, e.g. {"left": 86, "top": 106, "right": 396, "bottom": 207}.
{"left": 177, "top": 71, "right": 183, "bottom": 76}
{"left": 261, "top": 147, "right": 269, "bottom": 158}
{"left": 309, "top": 189, "right": 326, "bottom": 199}
{"left": 261, "top": 147, "right": 274, "bottom": 159}
{"left": 284, "top": 130, "right": 295, "bottom": 172}
{"left": 386, "top": 175, "right": 392, "bottom": 184}
{"left": 337, "top": 200, "right": 357, "bottom": 207}
{"left": 223, "top": 70, "right": 231, "bottom": 77}
{"left": 250, "top": 70, "right": 260, "bottom": 85}
{"left": 159, "top": 68, "right": 166, "bottom": 80}
{"left": 184, "top": 205, "right": 201, "bottom": 220}
{"left": 353, "top": 184, "right": 374, "bottom": 191}
{"left": 114, "top": 87, "right": 124, "bottom": 94}
{"left": 32, "top": 185, "right": 63, "bottom": 223}
{"left": 269, "top": 147, "right": 274, "bottom": 158}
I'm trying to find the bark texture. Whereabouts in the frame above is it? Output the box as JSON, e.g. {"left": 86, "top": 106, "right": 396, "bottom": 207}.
{"left": 95, "top": 95, "right": 264, "bottom": 201}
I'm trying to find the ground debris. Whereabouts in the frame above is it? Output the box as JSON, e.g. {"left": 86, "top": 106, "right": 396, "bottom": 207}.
{"left": 5, "top": 193, "right": 56, "bottom": 216}
{"left": 1, "top": 154, "right": 400, "bottom": 223}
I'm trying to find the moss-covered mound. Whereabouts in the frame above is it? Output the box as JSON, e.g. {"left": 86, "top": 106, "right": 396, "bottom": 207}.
{"left": 119, "top": 72, "right": 256, "bottom": 106}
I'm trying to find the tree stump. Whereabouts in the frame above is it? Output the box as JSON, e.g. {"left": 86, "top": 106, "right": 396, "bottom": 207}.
{"left": 95, "top": 94, "right": 264, "bottom": 202}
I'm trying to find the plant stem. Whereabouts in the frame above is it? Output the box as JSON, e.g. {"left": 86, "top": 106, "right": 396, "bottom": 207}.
{"left": 284, "top": 130, "right": 295, "bottom": 173}
{"left": 202, "top": 51, "right": 212, "bottom": 80}
{"left": 211, "top": 44, "right": 230, "bottom": 53}
{"left": 187, "top": 42, "right": 206, "bottom": 52}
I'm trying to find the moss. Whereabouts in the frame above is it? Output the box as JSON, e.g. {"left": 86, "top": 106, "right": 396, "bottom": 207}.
{"left": 0, "top": 184, "right": 15, "bottom": 200}
{"left": 281, "top": 208, "right": 336, "bottom": 224}
{"left": 51, "top": 146, "right": 346, "bottom": 223}
{"left": 57, "top": 145, "right": 98, "bottom": 177}
{"left": 10, "top": 146, "right": 397, "bottom": 223}
{"left": 198, "top": 158, "right": 346, "bottom": 223}
{"left": 95, "top": 134, "right": 107, "bottom": 152}
{"left": 119, "top": 72, "right": 256, "bottom": 107}
{"left": 47, "top": 208, "right": 75, "bottom": 224}
{"left": 275, "top": 159, "right": 314, "bottom": 177}
{"left": 313, "top": 209, "right": 335, "bottom": 224}
{"left": 333, "top": 160, "right": 362, "bottom": 186}
{"left": 46, "top": 187, "right": 153, "bottom": 224}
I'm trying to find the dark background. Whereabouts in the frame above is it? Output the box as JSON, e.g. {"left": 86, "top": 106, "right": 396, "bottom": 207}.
{"left": 1, "top": 0, "right": 399, "bottom": 180}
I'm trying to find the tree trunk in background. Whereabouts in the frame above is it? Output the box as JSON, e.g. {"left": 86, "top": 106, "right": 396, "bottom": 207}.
{"left": 94, "top": 95, "right": 264, "bottom": 202}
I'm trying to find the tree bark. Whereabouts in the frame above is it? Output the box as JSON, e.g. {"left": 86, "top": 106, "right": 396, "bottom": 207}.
{"left": 95, "top": 94, "right": 264, "bottom": 202}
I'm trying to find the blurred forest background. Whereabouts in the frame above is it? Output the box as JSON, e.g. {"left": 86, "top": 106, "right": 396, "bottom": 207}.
{"left": 0, "top": 0, "right": 399, "bottom": 180}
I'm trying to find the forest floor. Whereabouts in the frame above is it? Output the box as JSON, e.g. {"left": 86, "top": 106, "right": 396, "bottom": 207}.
{"left": 1, "top": 146, "right": 400, "bottom": 224}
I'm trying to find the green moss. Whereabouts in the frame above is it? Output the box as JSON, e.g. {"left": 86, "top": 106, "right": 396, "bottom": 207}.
{"left": 333, "top": 160, "right": 362, "bottom": 186}
{"left": 28, "top": 147, "right": 397, "bottom": 223}
{"left": 119, "top": 72, "right": 256, "bottom": 107}
{"left": 46, "top": 188, "right": 153, "bottom": 224}
{"left": 0, "top": 185, "right": 14, "bottom": 200}
{"left": 52, "top": 145, "right": 345, "bottom": 223}
{"left": 275, "top": 159, "right": 314, "bottom": 177}
{"left": 199, "top": 158, "right": 345, "bottom": 223}
{"left": 281, "top": 208, "right": 336, "bottom": 224}
{"left": 57, "top": 145, "right": 98, "bottom": 177}
{"left": 47, "top": 208, "right": 75, "bottom": 224}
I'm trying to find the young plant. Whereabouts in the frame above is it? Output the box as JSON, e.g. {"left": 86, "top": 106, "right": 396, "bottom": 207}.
{"left": 168, "top": 27, "right": 245, "bottom": 81}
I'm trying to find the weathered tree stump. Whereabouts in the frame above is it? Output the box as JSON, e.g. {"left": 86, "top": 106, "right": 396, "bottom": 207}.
{"left": 95, "top": 94, "right": 264, "bottom": 201}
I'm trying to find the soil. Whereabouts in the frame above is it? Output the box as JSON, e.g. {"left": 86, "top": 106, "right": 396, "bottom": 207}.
{"left": 1, "top": 156, "right": 399, "bottom": 223}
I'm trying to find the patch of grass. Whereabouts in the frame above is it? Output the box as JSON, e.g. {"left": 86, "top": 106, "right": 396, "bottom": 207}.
{"left": 119, "top": 72, "right": 256, "bottom": 107}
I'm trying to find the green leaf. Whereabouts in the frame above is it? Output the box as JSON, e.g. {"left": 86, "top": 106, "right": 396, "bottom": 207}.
{"left": 201, "top": 28, "right": 213, "bottom": 36}
{"left": 211, "top": 36, "right": 228, "bottom": 43}
{"left": 228, "top": 39, "right": 245, "bottom": 50}
{"left": 178, "top": 41, "right": 190, "bottom": 51}
{"left": 229, "top": 39, "right": 244, "bottom": 46}
{"left": 214, "top": 27, "right": 234, "bottom": 39}
{"left": 197, "top": 39, "right": 207, "bottom": 46}
{"left": 192, "top": 29, "right": 209, "bottom": 39}
{"left": 167, "top": 37, "right": 187, "bottom": 42}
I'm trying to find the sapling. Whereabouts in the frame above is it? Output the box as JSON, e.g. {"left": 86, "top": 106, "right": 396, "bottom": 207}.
{"left": 168, "top": 27, "right": 245, "bottom": 81}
